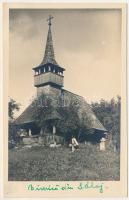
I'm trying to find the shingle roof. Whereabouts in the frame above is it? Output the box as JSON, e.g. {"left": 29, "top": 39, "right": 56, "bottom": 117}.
{"left": 41, "top": 26, "right": 57, "bottom": 66}
{"left": 62, "top": 90, "right": 107, "bottom": 132}
{"left": 15, "top": 104, "right": 34, "bottom": 125}
{"left": 15, "top": 89, "right": 106, "bottom": 132}
{"left": 33, "top": 22, "right": 65, "bottom": 71}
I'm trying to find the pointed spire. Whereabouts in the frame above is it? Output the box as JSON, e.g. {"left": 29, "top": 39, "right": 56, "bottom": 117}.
{"left": 41, "top": 15, "right": 58, "bottom": 66}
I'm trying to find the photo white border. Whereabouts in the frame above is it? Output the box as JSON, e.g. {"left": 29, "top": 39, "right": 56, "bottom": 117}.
{"left": 1, "top": 1, "right": 128, "bottom": 198}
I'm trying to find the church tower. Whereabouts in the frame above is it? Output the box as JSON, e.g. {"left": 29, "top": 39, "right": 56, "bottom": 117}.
{"left": 33, "top": 15, "right": 65, "bottom": 97}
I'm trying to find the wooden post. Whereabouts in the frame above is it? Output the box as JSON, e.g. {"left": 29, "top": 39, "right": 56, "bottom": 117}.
{"left": 29, "top": 129, "right": 32, "bottom": 137}
{"left": 48, "top": 66, "right": 51, "bottom": 71}
{"left": 53, "top": 125, "right": 56, "bottom": 142}
{"left": 40, "top": 128, "right": 44, "bottom": 136}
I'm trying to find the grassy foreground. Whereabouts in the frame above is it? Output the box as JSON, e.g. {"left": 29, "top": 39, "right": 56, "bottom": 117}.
{"left": 8, "top": 144, "right": 120, "bottom": 181}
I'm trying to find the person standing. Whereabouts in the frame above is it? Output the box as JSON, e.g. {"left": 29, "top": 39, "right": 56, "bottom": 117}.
{"left": 71, "top": 136, "right": 79, "bottom": 152}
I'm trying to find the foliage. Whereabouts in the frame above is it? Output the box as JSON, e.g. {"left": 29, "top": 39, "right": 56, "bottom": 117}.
{"left": 91, "top": 96, "right": 121, "bottom": 151}
{"left": 8, "top": 99, "right": 20, "bottom": 144}
{"left": 31, "top": 93, "right": 121, "bottom": 147}
{"left": 32, "top": 94, "right": 87, "bottom": 139}
{"left": 9, "top": 98, "right": 20, "bottom": 120}
{"left": 8, "top": 145, "right": 120, "bottom": 181}
{"left": 56, "top": 96, "right": 81, "bottom": 139}
{"left": 8, "top": 122, "right": 20, "bottom": 143}
{"left": 32, "top": 94, "right": 54, "bottom": 134}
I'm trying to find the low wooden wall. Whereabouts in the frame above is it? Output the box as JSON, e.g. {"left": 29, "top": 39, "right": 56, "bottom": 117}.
{"left": 39, "top": 134, "right": 64, "bottom": 146}
{"left": 22, "top": 135, "right": 39, "bottom": 145}
{"left": 22, "top": 134, "right": 64, "bottom": 146}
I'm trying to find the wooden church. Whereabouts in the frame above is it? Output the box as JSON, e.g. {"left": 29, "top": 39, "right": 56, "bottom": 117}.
{"left": 15, "top": 16, "right": 107, "bottom": 146}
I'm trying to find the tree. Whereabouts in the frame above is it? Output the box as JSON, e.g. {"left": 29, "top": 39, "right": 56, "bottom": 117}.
{"left": 9, "top": 123, "right": 20, "bottom": 142}
{"left": 32, "top": 94, "right": 55, "bottom": 134}
{"left": 9, "top": 98, "right": 20, "bottom": 120}
{"left": 31, "top": 93, "right": 85, "bottom": 143}
{"left": 56, "top": 96, "right": 81, "bottom": 142}
{"left": 91, "top": 96, "right": 121, "bottom": 151}
{"left": 8, "top": 99, "right": 20, "bottom": 144}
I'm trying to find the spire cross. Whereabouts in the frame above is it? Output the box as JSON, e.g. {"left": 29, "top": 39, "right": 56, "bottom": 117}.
{"left": 47, "top": 15, "right": 54, "bottom": 26}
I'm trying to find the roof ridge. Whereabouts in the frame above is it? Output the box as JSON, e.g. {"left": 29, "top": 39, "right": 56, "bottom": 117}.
{"left": 62, "top": 89, "right": 86, "bottom": 100}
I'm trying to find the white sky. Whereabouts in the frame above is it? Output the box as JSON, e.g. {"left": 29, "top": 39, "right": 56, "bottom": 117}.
{"left": 9, "top": 9, "right": 121, "bottom": 116}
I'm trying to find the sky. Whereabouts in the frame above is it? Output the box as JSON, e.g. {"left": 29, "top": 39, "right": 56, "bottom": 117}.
{"left": 9, "top": 9, "right": 121, "bottom": 116}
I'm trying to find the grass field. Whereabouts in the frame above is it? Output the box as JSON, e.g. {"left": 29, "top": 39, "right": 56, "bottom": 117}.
{"left": 8, "top": 144, "right": 120, "bottom": 181}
